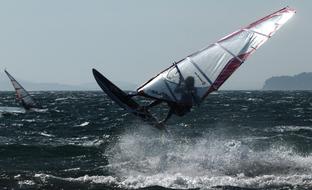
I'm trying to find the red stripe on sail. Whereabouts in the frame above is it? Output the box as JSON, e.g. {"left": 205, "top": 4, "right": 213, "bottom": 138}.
{"left": 203, "top": 52, "right": 251, "bottom": 99}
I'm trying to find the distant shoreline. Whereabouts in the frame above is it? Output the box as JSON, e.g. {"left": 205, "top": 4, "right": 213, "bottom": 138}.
{"left": 262, "top": 72, "right": 312, "bottom": 90}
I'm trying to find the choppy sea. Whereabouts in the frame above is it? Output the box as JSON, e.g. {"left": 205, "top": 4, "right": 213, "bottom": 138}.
{"left": 1, "top": 91, "right": 312, "bottom": 190}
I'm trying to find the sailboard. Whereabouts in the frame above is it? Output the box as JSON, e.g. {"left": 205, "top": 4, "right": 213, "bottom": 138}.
{"left": 92, "top": 69, "right": 165, "bottom": 129}
{"left": 4, "top": 70, "right": 43, "bottom": 111}
{"left": 137, "top": 7, "right": 295, "bottom": 104}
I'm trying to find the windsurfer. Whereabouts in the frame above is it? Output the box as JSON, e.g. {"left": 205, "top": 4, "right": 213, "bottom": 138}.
{"left": 5, "top": 70, "right": 43, "bottom": 110}
{"left": 139, "top": 76, "right": 200, "bottom": 124}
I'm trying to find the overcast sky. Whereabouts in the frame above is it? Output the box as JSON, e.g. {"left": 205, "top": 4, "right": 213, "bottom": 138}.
{"left": 0, "top": 0, "right": 310, "bottom": 90}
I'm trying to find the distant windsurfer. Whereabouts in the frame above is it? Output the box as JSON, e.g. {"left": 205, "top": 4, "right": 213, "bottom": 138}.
{"left": 5, "top": 70, "right": 43, "bottom": 111}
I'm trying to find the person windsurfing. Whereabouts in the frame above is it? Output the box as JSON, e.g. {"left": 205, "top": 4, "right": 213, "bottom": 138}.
{"left": 131, "top": 63, "right": 201, "bottom": 124}
{"left": 93, "top": 7, "right": 296, "bottom": 129}
{"left": 5, "top": 70, "right": 44, "bottom": 111}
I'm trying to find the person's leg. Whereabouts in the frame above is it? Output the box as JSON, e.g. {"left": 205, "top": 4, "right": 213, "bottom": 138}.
{"left": 138, "top": 99, "right": 163, "bottom": 114}
{"left": 160, "top": 107, "right": 174, "bottom": 123}
{"left": 146, "top": 99, "right": 163, "bottom": 108}
{"left": 137, "top": 99, "right": 163, "bottom": 115}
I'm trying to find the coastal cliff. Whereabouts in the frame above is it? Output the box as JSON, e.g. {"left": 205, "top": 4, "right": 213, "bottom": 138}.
{"left": 263, "top": 72, "right": 312, "bottom": 90}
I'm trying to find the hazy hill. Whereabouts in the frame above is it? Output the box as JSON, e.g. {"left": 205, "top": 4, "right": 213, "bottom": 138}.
{"left": 263, "top": 72, "right": 312, "bottom": 90}
{"left": 0, "top": 75, "right": 137, "bottom": 91}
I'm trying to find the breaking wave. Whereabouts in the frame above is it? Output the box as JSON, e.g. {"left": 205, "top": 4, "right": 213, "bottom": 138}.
{"left": 32, "top": 125, "right": 312, "bottom": 189}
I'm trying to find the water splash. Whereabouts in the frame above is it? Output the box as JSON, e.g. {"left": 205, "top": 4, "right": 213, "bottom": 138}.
{"left": 99, "top": 125, "right": 312, "bottom": 189}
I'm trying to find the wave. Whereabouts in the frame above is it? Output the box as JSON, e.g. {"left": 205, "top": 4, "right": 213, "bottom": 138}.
{"left": 32, "top": 173, "right": 312, "bottom": 189}
{"left": 2, "top": 91, "right": 312, "bottom": 189}
{"left": 11, "top": 124, "right": 312, "bottom": 189}
{"left": 273, "top": 125, "right": 312, "bottom": 132}
{"left": 76, "top": 125, "right": 312, "bottom": 189}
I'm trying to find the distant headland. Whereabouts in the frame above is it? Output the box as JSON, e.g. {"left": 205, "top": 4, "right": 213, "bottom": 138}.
{"left": 262, "top": 72, "right": 312, "bottom": 90}
{"left": 0, "top": 78, "right": 137, "bottom": 91}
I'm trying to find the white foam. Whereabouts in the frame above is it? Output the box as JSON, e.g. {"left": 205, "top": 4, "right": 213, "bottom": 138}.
{"left": 78, "top": 122, "right": 90, "bottom": 127}
{"left": 81, "top": 139, "right": 104, "bottom": 147}
{"left": 34, "top": 125, "right": 312, "bottom": 189}
{"left": 32, "top": 108, "right": 48, "bottom": 113}
{"left": 102, "top": 126, "right": 312, "bottom": 188}
{"left": 18, "top": 180, "right": 36, "bottom": 188}
{"left": 274, "top": 125, "right": 312, "bottom": 132}
{"left": 34, "top": 173, "right": 312, "bottom": 189}
{"left": 39, "top": 132, "right": 54, "bottom": 137}
{"left": 55, "top": 97, "right": 68, "bottom": 101}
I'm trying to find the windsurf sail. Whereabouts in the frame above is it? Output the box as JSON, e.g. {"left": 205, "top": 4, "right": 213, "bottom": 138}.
{"left": 4, "top": 70, "right": 42, "bottom": 110}
{"left": 137, "top": 7, "right": 295, "bottom": 104}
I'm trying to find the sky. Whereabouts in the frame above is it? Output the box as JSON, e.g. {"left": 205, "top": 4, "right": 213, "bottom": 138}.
{"left": 0, "top": 0, "right": 310, "bottom": 90}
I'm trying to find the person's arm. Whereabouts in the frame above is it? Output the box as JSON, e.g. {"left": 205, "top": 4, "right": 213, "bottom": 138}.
{"left": 173, "top": 61, "right": 185, "bottom": 87}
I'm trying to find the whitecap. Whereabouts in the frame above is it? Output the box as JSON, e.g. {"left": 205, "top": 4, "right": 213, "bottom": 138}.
{"left": 33, "top": 173, "right": 312, "bottom": 189}
{"left": 78, "top": 122, "right": 89, "bottom": 127}
{"left": 55, "top": 97, "right": 68, "bottom": 101}
{"left": 39, "top": 132, "right": 54, "bottom": 137}
{"left": 274, "top": 125, "right": 312, "bottom": 132}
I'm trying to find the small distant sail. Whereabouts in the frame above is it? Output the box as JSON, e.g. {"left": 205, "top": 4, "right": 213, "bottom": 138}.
{"left": 137, "top": 7, "right": 295, "bottom": 104}
{"left": 4, "top": 70, "right": 42, "bottom": 110}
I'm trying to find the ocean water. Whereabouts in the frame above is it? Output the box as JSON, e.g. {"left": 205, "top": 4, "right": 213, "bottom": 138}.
{"left": 1, "top": 91, "right": 312, "bottom": 190}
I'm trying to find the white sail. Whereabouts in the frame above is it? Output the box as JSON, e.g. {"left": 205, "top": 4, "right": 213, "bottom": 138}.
{"left": 137, "top": 7, "right": 295, "bottom": 104}
{"left": 4, "top": 70, "right": 41, "bottom": 109}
